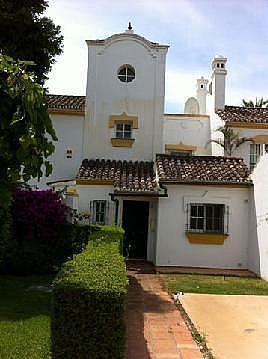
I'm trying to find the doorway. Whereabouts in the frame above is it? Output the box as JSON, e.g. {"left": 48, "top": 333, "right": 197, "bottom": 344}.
{"left": 122, "top": 200, "right": 149, "bottom": 259}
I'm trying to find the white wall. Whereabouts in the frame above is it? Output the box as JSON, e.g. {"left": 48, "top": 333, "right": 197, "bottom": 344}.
{"left": 77, "top": 184, "right": 114, "bottom": 212}
{"left": 163, "top": 115, "right": 211, "bottom": 155}
{"left": 84, "top": 34, "right": 168, "bottom": 161}
{"left": 248, "top": 154, "right": 268, "bottom": 279}
{"left": 207, "top": 111, "right": 225, "bottom": 156}
{"left": 156, "top": 185, "right": 250, "bottom": 269}
{"left": 229, "top": 127, "right": 268, "bottom": 168}
{"left": 30, "top": 113, "right": 85, "bottom": 188}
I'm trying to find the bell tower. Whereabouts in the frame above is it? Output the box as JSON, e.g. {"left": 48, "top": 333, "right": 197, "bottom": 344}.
{"left": 84, "top": 28, "right": 169, "bottom": 161}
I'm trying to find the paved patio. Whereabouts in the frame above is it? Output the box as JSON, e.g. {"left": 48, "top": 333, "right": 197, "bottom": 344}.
{"left": 180, "top": 293, "right": 268, "bottom": 359}
{"left": 126, "top": 261, "right": 202, "bottom": 359}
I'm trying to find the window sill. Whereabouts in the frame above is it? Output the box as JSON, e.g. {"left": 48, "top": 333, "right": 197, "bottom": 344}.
{"left": 111, "top": 138, "right": 135, "bottom": 147}
{"left": 186, "top": 231, "right": 228, "bottom": 245}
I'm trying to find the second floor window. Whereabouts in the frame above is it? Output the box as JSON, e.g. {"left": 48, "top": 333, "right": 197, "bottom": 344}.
{"left": 168, "top": 150, "right": 192, "bottom": 157}
{"left": 116, "top": 123, "right": 132, "bottom": 139}
{"left": 117, "top": 65, "right": 135, "bottom": 83}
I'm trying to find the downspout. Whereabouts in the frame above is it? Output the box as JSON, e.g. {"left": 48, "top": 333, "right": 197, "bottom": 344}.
{"left": 159, "top": 182, "right": 168, "bottom": 197}
{"left": 110, "top": 193, "right": 119, "bottom": 225}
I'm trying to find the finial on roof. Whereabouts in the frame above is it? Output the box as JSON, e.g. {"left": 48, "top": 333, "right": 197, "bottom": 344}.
{"left": 125, "top": 21, "right": 134, "bottom": 33}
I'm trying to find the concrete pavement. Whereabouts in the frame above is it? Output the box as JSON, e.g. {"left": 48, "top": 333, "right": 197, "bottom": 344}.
{"left": 179, "top": 293, "right": 268, "bottom": 359}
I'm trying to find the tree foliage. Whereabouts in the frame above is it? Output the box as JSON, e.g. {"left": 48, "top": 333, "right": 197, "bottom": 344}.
{"left": 209, "top": 126, "right": 246, "bottom": 157}
{"left": 0, "top": 55, "right": 57, "bottom": 204}
{"left": 0, "top": 0, "right": 63, "bottom": 84}
{"left": 242, "top": 97, "right": 268, "bottom": 108}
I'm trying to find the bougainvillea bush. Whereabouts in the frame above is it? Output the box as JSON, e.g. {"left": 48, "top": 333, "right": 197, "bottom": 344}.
{"left": 9, "top": 189, "right": 72, "bottom": 274}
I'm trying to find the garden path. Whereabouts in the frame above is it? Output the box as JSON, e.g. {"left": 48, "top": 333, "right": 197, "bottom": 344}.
{"left": 126, "top": 261, "right": 202, "bottom": 359}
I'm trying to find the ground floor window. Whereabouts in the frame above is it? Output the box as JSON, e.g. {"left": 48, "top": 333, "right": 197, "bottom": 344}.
{"left": 249, "top": 143, "right": 262, "bottom": 170}
{"left": 186, "top": 203, "right": 227, "bottom": 233}
{"left": 91, "top": 200, "right": 107, "bottom": 224}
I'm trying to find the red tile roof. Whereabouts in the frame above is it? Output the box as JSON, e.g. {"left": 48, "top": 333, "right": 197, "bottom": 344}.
{"left": 156, "top": 154, "right": 251, "bottom": 185}
{"left": 77, "top": 159, "right": 158, "bottom": 193}
{"left": 217, "top": 106, "right": 268, "bottom": 124}
{"left": 47, "top": 94, "right": 85, "bottom": 112}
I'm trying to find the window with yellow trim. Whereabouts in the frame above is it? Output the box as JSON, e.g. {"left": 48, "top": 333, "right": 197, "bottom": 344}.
{"left": 115, "top": 123, "right": 132, "bottom": 139}
{"left": 186, "top": 203, "right": 228, "bottom": 234}
{"left": 168, "top": 150, "right": 192, "bottom": 157}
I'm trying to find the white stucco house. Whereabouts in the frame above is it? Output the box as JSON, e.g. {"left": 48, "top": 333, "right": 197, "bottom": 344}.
{"left": 36, "top": 26, "right": 268, "bottom": 278}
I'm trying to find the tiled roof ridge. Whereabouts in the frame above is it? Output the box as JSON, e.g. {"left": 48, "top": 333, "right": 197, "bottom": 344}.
{"left": 156, "top": 154, "right": 251, "bottom": 185}
{"left": 217, "top": 105, "right": 268, "bottom": 124}
{"left": 224, "top": 105, "right": 268, "bottom": 110}
{"left": 46, "top": 94, "right": 86, "bottom": 111}
{"left": 48, "top": 93, "right": 85, "bottom": 97}
{"left": 156, "top": 153, "right": 245, "bottom": 161}
{"left": 78, "top": 158, "right": 157, "bottom": 193}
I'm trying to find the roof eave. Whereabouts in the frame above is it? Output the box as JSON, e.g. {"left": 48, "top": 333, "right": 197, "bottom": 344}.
{"left": 159, "top": 179, "right": 252, "bottom": 187}
{"left": 112, "top": 190, "right": 162, "bottom": 197}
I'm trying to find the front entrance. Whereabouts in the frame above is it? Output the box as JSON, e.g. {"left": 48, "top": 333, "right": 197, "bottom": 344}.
{"left": 122, "top": 200, "right": 149, "bottom": 259}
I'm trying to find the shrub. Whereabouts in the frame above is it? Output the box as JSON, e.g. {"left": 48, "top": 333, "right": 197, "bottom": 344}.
{"left": 65, "top": 223, "right": 92, "bottom": 254}
{"left": 51, "top": 238, "right": 128, "bottom": 359}
{"left": 0, "top": 204, "right": 13, "bottom": 269}
{"left": 10, "top": 188, "right": 71, "bottom": 274}
{"left": 90, "top": 224, "right": 125, "bottom": 253}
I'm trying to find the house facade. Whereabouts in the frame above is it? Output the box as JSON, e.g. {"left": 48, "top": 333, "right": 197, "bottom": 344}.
{"left": 38, "top": 27, "right": 268, "bottom": 278}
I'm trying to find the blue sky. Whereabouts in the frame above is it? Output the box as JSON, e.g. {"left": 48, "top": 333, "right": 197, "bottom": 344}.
{"left": 46, "top": 0, "right": 268, "bottom": 113}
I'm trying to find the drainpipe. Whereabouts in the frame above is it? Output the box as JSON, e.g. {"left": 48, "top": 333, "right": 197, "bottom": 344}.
{"left": 159, "top": 183, "right": 168, "bottom": 197}
{"left": 110, "top": 193, "right": 119, "bottom": 225}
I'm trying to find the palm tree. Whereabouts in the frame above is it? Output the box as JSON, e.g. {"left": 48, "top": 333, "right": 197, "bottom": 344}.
{"left": 242, "top": 97, "right": 268, "bottom": 108}
{"left": 208, "top": 126, "right": 246, "bottom": 157}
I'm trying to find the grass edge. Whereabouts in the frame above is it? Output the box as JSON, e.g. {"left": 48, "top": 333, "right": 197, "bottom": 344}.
{"left": 173, "top": 294, "right": 215, "bottom": 359}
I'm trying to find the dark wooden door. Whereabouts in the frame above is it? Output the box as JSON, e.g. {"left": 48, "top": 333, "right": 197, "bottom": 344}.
{"left": 122, "top": 200, "right": 149, "bottom": 259}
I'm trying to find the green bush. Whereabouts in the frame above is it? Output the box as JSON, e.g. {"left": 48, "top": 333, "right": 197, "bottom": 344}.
{"left": 63, "top": 223, "right": 103, "bottom": 255}
{"left": 0, "top": 205, "right": 13, "bottom": 270}
{"left": 64, "top": 223, "right": 92, "bottom": 254}
{"left": 51, "top": 239, "right": 128, "bottom": 359}
{"left": 90, "top": 224, "right": 125, "bottom": 253}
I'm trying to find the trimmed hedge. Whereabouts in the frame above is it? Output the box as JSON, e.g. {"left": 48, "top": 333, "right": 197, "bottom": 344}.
{"left": 90, "top": 224, "right": 125, "bottom": 253}
{"left": 51, "top": 228, "right": 128, "bottom": 359}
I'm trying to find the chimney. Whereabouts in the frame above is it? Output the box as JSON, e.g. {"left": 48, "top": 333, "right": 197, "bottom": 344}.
{"left": 210, "top": 55, "right": 227, "bottom": 110}
{"left": 196, "top": 76, "right": 209, "bottom": 114}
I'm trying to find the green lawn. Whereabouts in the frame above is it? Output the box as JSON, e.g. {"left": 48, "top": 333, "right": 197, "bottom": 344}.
{"left": 164, "top": 274, "right": 268, "bottom": 295}
{"left": 0, "top": 275, "right": 53, "bottom": 359}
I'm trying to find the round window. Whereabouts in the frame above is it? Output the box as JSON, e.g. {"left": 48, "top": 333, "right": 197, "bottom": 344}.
{"left": 117, "top": 65, "right": 135, "bottom": 83}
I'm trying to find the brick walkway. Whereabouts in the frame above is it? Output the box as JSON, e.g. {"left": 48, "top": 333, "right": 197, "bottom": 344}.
{"left": 126, "top": 261, "right": 202, "bottom": 359}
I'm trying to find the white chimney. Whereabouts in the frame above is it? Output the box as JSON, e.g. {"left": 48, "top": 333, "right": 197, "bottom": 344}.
{"left": 210, "top": 55, "right": 227, "bottom": 110}
{"left": 196, "top": 76, "right": 209, "bottom": 114}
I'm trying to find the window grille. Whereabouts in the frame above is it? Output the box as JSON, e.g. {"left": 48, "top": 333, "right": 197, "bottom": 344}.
{"left": 186, "top": 203, "right": 228, "bottom": 234}
{"left": 90, "top": 200, "right": 108, "bottom": 225}
{"left": 168, "top": 150, "right": 192, "bottom": 157}
{"left": 249, "top": 143, "right": 262, "bottom": 170}
{"left": 115, "top": 123, "right": 132, "bottom": 139}
{"left": 117, "top": 65, "right": 135, "bottom": 83}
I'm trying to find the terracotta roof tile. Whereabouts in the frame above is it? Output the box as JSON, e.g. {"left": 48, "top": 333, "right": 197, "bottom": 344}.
{"left": 47, "top": 94, "right": 85, "bottom": 112}
{"left": 156, "top": 154, "right": 251, "bottom": 185}
{"left": 217, "top": 106, "right": 268, "bottom": 124}
{"left": 77, "top": 159, "right": 158, "bottom": 193}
